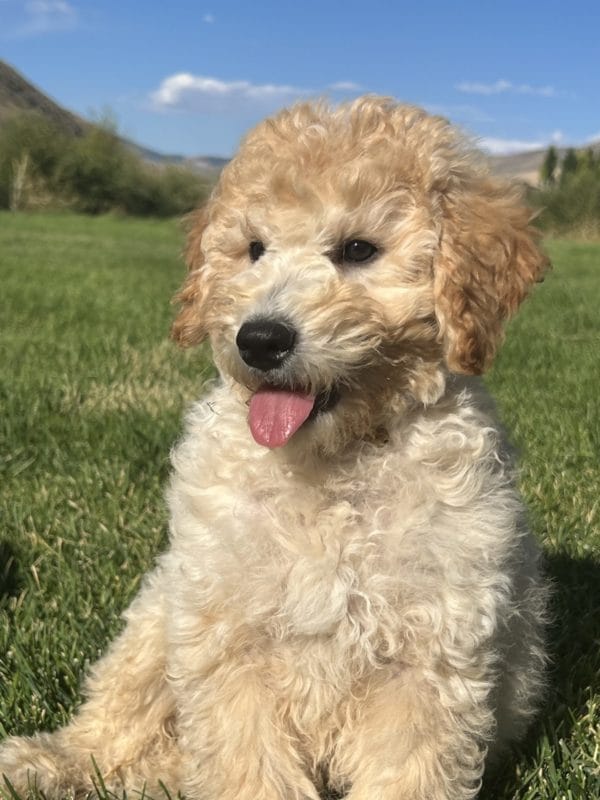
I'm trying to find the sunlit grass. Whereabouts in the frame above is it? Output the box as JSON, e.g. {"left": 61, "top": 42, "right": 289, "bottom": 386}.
{"left": 0, "top": 212, "right": 213, "bottom": 739}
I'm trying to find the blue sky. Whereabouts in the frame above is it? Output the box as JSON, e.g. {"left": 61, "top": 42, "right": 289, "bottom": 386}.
{"left": 1, "top": 0, "right": 599, "bottom": 158}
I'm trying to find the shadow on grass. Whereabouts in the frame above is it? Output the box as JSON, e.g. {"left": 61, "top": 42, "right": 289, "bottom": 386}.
{"left": 0, "top": 541, "right": 24, "bottom": 604}
{"left": 481, "top": 550, "right": 600, "bottom": 798}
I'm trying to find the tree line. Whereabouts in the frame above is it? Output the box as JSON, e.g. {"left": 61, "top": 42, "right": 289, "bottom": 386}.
{"left": 0, "top": 111, "right": 210, "bottom": 217}
{"left": 534, "top": 144, "right": 600, "bottom": 234}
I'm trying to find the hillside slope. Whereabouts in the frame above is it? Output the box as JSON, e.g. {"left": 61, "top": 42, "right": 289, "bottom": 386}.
{"left": 0, "top": 60, "right": 85, "bottom": 136}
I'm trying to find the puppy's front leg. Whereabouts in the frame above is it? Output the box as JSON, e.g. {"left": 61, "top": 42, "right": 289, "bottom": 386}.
{"left": 0, "top": 570, "right": 180, "bottom": 798}
{"left": 335, "top": 667, "right": 491, "bottom": 800}
{"left": 173, "top": 655, "right": 320, "bottom": 800}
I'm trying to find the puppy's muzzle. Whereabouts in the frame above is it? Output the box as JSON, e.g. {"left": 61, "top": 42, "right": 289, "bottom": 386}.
{"left": 236, "top": 318, "right": 297, "bottom": 372}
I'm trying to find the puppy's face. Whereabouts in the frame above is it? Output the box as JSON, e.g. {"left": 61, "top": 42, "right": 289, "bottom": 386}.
{"left": 173, "top": 99, "right": 547, "bottom": 454}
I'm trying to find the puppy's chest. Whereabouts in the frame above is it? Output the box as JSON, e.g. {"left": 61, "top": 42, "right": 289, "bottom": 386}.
{"left": 219, "top": 468, "right": 420, "bottom": 637}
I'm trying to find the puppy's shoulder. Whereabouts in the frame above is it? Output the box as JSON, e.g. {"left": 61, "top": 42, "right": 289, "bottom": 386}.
{"left": 388, "top": 376, "right": 515, "bottom": 476}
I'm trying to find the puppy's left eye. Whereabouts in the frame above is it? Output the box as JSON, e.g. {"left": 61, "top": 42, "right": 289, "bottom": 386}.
{"left": 341, "top": 239, "right": 378, "bottom": 265}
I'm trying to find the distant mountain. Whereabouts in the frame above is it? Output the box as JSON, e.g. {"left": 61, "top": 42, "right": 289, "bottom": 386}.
{"left": 0, "top": 59, "right": 227, "bottom": 176}
{"left": 487, "top": 149, "right": 549, "bottom": 185}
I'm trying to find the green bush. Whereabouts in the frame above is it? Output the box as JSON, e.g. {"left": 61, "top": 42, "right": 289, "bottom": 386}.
{"left": 0, "top": 112, "right": 68, "bottom": 208}
{"left": 0, "top": 112, "right": 210, "bottom": 217}
{"left": 116, "top": 159, "right": 209, "bottom": 217}
{"left": 56, "top": 123, "right": 128, "bottom": 213}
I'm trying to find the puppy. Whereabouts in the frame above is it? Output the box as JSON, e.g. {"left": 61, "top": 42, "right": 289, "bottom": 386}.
{"left": 0, "top": 97, "right": 548, "bottom": 800}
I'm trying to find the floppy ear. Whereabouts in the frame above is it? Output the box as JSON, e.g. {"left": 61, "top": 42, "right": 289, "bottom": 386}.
{"left": 171, "top": 207, "right": 213, "bottom": 347}
{"left": 433, "top": 177, "right": 549, "bottom": 374}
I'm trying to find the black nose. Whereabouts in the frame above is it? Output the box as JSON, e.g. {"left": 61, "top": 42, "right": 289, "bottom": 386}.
{"left": 236, "top": 319, "right": 297, "bottom": 371}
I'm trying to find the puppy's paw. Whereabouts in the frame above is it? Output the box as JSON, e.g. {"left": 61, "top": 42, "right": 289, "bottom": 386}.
{"left": 0, "top": 735, "right": 96, "bottom": 799}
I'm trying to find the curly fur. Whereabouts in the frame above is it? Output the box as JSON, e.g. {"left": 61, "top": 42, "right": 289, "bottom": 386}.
{"left": 0, "top": 97, "right": 549, "bottom": 800}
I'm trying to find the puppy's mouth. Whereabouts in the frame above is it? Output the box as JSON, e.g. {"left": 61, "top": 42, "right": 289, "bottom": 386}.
{"left": 247, "top": 384, "right": 340, "bottom": 449}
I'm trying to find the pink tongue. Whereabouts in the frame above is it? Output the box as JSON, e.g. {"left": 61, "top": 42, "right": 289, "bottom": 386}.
{"left": 249, "top": 388, "right": 316, "bottom": 448}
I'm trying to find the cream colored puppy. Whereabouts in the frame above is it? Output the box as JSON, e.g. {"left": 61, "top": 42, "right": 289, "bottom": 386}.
{"left": 0, "top": 98, "right": 548, "bottom": 800}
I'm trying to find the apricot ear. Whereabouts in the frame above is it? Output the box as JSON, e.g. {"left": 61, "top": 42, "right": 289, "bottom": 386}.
{"left": 171, "top": 207, "right": 213, "bottom": 347}
{"left": 434, "top": 178, "right": 549, "bottom": 374}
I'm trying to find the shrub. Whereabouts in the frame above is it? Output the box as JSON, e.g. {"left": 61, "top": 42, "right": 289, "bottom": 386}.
{"left": 115, "top": 158, "right": 209, "bottom": 217}
{"left": 0, "top": 111, "right": 68, "bottom": 209}
{"left": 56, "top": 122, "right": 129, "bottom": 213}
{"left": 0, "top": 111, "right": 210, "bottom": 216}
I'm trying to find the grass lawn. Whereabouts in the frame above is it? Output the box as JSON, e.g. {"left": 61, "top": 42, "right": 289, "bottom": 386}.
{"left": 1, "top": 212, "right": 599, "bottom": 799}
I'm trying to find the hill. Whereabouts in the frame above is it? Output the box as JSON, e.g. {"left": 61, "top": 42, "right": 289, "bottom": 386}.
{"left": 0, "top": 59, "right": 225, "bottom": 175}
{"left": 0, "top": 59, "right": 85, "bottom": 136}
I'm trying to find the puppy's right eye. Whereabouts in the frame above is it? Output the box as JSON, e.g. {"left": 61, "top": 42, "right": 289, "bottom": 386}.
{"left": 249, "top": 241, "right": 265, "bottom": 262}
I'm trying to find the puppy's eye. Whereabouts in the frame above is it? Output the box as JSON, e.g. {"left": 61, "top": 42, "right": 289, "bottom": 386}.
{"left": 249, "top": 241, "right": 265, "bottom": 262}
{"left": 341, "top": 239, "right": 378, "bottom": 265}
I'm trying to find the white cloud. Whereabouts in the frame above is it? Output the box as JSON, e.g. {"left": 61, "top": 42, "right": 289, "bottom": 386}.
{"left": 151, "top": 74, "right": 309, "bottom": 112}
{"left": 457, "top": 79, "right": 512, "bottom": 96}
{"left": 27, "top": 0, "right": 76, "bottom": 24}
{"left": 480, "top": 137, "right": 546, "bottom": 155}
{"left": 28, "top": 0, "right": 72, "bottom": 11}
{"left": 480, "top": 131, "right": 565, "bottom": 156}
{"left": 150, "top": 73, "right": 363, "bottom": 113}
{"left": 328, "top": 81, "right": 363, "bottom": 92}
{"left": 4, "top": 0, "right": 78, "bottom": 36}
{"left": 456, "top": 79, "right": 556, "bottom": 98}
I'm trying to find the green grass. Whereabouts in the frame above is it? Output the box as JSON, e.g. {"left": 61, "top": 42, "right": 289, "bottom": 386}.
{"left": 1, "top": 214, "right": 599, "bottom": 799}
{"left": 0, "top": 212, "right": 213, "bottom": 736}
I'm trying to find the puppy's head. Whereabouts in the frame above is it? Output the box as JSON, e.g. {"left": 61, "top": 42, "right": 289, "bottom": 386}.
{"left": 172, "top": 98, "right": 547, "bottom": 454}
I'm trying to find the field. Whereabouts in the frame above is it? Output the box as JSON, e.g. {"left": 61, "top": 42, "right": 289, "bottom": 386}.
{"left": 0, "top": 212, "right": 599, "bottom": 799}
